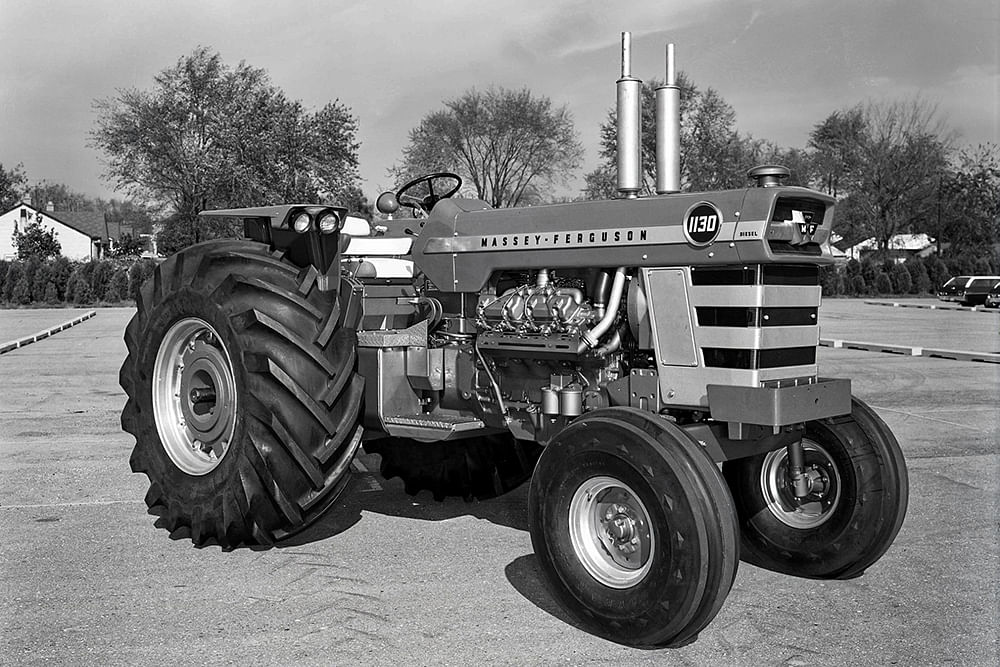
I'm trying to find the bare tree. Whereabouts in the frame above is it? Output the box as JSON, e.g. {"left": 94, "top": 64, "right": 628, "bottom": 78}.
{"left": 393, "top": 87, "right": 583, "bottom": 208}
{"left": 839, "top": 99, "right": 953, "bottom": 251}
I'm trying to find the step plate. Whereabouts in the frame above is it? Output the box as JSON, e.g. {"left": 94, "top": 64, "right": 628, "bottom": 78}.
{"left": 383, "top": 414, "right": 486, "bottom": 441}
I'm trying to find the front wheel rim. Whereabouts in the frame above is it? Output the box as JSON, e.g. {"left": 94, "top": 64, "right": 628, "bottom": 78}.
{"left": 152, "top": 318, "right": 238, "bottom": 476}
{"left": 760, "top": 439, "right": 842, "bottom": 529}
{"left": 568, "top": 476, "right": 655, "bottom": 589}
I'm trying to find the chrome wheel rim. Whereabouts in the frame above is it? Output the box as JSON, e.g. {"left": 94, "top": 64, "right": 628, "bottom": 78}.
{"left": 761, "top": 440, "right": 842, "bottom": 529}
{"left": 568, "top": 475, "right": 654, "bottom": 589}
{"left": 152, "top": 318, "right": 237, "bottom": 476}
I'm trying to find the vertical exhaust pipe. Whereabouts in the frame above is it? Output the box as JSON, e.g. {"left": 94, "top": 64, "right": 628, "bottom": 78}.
{"left": 655, "top": 44, "right": 681, "bottom": 194}
{"left": 616, "top": 32, "right": 642, "bottom": 199}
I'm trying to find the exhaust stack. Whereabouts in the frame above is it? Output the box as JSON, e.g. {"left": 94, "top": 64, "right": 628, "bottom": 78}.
{"left": 655, "top": 44, "right": 681, "bottom": 194}
{"left": 616, "top": 32, "right": 642, "bottom": 199}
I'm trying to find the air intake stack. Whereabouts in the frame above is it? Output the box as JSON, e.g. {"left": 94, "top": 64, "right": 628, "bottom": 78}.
{"left": 615, "top": 32, "right": 642, "bottom": 199}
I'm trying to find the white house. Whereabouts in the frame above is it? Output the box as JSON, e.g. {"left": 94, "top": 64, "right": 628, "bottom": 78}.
{"left": 0, "top": 202, "right": 130, "bottom": 261}
{"left": 843, "top": 233, "right": 936, "bottom": 263}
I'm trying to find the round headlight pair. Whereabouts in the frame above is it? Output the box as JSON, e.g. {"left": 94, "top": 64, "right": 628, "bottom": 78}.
{"left": 292, "top": 212, "right": 312, "bottom": 233}
{"left": 317, "top": 212, "right": 341, "bottom": 234}
{"left": 291, "top": 211, "right": 341, "bottom": 234}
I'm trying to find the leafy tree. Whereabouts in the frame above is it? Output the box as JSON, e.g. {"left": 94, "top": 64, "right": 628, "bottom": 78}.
{"left": 934, "top": 143, "right": 1000, "bottom": 254}
{"left": 110, "top": 233, "right": 145, "bottom": 258}
{"left": 889, "top": 262, "right": 912, "bottom": 294}
{"left": 27, "top": 182, "right": 96, "bottom": 212}
{"left": 12, "top": 219, "right": 62, "bottom": 260}
{"left": 918, "top": 256, "right": 942, "bottom": 290}
{"left": 43, "top": 281, "right": 60, "bottom": 305}
{"left": 105, "top": 268, "right": 130, "bottom": 302}
{"left": 808, "top": 108, "right": 866, "bottom": 197}
{"left": 2, "top": 263, "right": 23, "bottom": 302}
{"left": 11, "top": 271, "right": 32, "bottom": 305}
{"left": 31, "top": 263, "right": 55, "bottom": 302}
{"left": 66, "top": 269, "right": 94, "bottom": 304}
{"left": 394, "top": 86, "right": 583, "bottom": 208}
{"left": 92, "top": 47, "right": 364, "bottom": 250}
{"left": 128, "top": 258, "right": 158, "bottom": 302}
{"left": 50, "top": 256, "right": 74, "bottom": 301}
{"left": 0, "top": 163, "right": 28, "bottom": 211}
{"left": 874, "top": 272, "right": 893, "bottom": 296}
{"left": 906, "top": 259, "right": 931, "bottom": 294}
{"left": 89, "top": 260, "right": 116, "bottom": 299}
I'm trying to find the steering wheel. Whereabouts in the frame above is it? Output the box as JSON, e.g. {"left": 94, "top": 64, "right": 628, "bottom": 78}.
{"left": 395, "top": 172, "right": 462, "bottom": 213}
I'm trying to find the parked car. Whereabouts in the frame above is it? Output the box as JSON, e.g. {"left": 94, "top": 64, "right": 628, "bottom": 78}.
{"left": 985, "top": 280, "right": 1000, "bottom": 308}
{"left": 937, "top": 275, "right": 1000, "bottom": 306}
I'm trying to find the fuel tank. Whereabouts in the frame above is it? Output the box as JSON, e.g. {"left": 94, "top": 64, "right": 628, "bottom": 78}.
{"left": 411, "top": 186, "right": 837, "bottom": 292}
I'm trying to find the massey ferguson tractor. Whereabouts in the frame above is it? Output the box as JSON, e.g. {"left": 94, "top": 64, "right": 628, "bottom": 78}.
{"left": 120, "top": 34, "right": 908, "bottom": 647}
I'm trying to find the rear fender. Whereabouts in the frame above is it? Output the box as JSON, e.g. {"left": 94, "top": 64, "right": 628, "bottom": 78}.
{"left": 200, "top": 205, "right": 347, "bottom": 289}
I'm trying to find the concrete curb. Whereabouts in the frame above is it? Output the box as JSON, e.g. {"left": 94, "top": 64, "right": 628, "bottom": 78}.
{"left": 864, "top": 300, "right": 998, "bottom": 313}
{"left": 0, "top": 310, "right": 97, "bottom": 355}
{"left": 820, "top": 337, "right": 1000, "bottom": 364}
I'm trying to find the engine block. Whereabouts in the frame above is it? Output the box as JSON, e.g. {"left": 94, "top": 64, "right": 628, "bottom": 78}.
{"left": 477, "top": 282, "right": 593, "bottom": 335}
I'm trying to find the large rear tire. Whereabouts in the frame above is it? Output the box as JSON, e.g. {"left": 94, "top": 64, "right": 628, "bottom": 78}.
{"left": 365, "top": 435, "right": 541, "bottom": 501}
{"left": 528, "top": 407, "right": 739, "bottom": 648}
{"left": 722, "top": 397, "right": 908, "bottom": 579}
{"left": 121, "top": 240, "right": 364, "bottom": 548}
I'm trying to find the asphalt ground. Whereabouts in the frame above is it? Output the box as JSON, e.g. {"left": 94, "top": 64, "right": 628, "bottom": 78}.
{"left": 0, "top": 302, "right": 997, "bottom": 666}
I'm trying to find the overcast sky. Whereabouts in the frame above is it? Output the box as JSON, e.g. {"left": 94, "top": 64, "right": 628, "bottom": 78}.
{"left": 1, "top": 0, "right": 996, "bottom": 204}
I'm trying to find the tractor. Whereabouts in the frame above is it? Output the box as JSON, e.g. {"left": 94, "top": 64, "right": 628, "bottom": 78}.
{"left": 120, "top": 33, "right": 908, "bottom": 647}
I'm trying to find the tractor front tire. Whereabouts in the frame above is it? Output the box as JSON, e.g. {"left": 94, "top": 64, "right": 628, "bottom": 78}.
{"left": 722, "top": 397, "right": 908, "bottom": 579}
{"left": 120, "top": 240, "right": 364, "bottom": 548}
{"left": 528, "top": 408, "right": 739, "bottom": 648}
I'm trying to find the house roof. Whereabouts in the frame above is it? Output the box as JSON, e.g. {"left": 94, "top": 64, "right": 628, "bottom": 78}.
{"left": 848, "top": 233, "right": 935, "bottom": 252}
{"left": 3, "top": 203, "right": 131, "bottom": 240}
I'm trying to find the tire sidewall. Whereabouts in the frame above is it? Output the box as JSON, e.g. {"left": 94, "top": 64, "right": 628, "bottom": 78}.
{"left": 133, "top": 287, "right": 251, "bottom": 510}
{"left": 529, "top": 418, "right": 708, "bottom": 643}
{"left": 729, "top": 411, "right": 897, "bottom": 578}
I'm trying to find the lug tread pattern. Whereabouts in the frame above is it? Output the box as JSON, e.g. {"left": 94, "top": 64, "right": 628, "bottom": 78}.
{"left": 120, "top": 240, "right": 363, "bottom": 548}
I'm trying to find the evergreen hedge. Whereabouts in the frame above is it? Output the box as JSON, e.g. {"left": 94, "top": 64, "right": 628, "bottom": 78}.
{"left": 0, "top": 257, "right": 161, "bottom": 307}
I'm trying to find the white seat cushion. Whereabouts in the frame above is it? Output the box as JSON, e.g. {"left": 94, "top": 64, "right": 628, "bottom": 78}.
{"left": 348, "top": 257, "right": 414, "bottom": 279}
{"left": 342, "top": 215, "right": 371, "bottom": 236}
{"left": 343, "top": 236, "right": 413, "bottom": 256}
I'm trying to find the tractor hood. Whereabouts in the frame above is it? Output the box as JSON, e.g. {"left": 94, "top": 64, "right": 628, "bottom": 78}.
{"left": 411, "top": 186, "right": 837, "bottom": 292}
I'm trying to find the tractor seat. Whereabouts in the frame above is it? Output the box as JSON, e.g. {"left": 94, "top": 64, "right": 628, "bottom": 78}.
{"left": 341, "top": 216, "right": 414, "bottom": 280}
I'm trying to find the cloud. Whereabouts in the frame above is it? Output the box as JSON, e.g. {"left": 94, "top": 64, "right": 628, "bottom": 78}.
{"left": 1, "top": 0, "right": 995, "bottom": 202}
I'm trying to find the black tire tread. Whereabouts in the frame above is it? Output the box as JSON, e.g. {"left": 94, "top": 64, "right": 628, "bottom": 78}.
{"left": 723, "top": 397, "right": 908, "bottom": 579}
{"left": 121, "top": 240, "right": 363, "bottom": 548}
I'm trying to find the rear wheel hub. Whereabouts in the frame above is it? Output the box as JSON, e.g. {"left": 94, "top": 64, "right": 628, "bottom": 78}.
{"left": 152, "top": 318, "right": 237, "bottom": 476}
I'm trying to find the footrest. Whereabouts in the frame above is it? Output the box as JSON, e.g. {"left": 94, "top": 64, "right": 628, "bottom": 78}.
{"left": 383, "top": 414, "right": 486, "bottom": 441}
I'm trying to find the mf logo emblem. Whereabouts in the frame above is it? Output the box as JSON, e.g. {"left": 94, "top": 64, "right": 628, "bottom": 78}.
{"left": 795, "top": 211, "right": 819, "bottom": 239}
{"left": 683, "top": 202, "right": 723, "bottom": 247}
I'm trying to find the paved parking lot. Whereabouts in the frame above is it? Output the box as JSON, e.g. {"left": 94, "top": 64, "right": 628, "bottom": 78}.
{"left": 0, "top": 302, "right": 997, "bottom": 665}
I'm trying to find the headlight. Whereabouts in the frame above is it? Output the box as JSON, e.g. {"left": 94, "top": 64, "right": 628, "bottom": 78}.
{"left": 292, "top": 212, "right": 312, "bottom": 233}
{"left": 317, "top": 211, "right": 341, "bottom": 234}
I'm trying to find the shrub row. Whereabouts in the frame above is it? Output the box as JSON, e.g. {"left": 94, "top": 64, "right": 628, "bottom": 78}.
{"left": 821, "top": 252, "right": 996, "bottom": 297}
{"left": 1, "top": 251, "right": 993, "bottom": 306}
{"left": 0, "top": 257, "right": 158, "bottom": 307}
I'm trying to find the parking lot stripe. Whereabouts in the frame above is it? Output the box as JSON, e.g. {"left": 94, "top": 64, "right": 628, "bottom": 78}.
{"left": 0, "top": 310, "right": 97, "bottom": 354}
